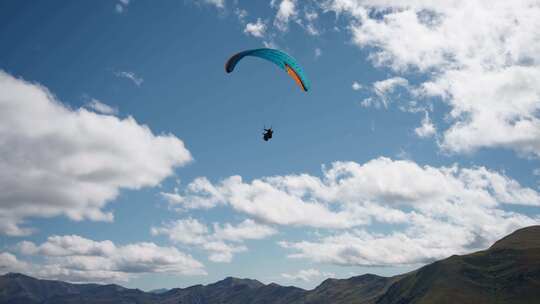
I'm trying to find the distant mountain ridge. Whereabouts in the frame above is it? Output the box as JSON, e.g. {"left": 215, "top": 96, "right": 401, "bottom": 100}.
{"left": 1, "top": 225, "right": 539, "bottom": 304}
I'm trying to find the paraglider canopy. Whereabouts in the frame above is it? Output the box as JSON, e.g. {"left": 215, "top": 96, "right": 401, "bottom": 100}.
{"left": 225, "top": 48, "right": 310, "bottom": 92}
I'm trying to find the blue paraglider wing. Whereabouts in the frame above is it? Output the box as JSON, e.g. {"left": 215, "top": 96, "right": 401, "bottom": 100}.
{"left": 225, "top": 48, "right": 310, "bottom": 92}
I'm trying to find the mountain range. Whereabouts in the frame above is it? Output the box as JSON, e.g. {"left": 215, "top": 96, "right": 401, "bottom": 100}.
{"left": 1, "top": 225, "right": 539, "bottom": 304}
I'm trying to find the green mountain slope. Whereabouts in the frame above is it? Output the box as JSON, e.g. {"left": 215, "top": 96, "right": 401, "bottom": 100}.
{"left": 377, "top": 226, "right": 540, "bottom": 304}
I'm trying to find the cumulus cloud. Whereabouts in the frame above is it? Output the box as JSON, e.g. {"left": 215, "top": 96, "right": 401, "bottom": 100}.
{"left": 244, "top": 18, "right": 267, "bottom": 38}
{"left": 362, "top": 77, "right": 409, "bottom": 108}
{"left": 167, "top": 158, "right": 540, "bottom": 226}
{"left": 115, "top": 0, "right": 130, "bottom": 13}
{"left": 300, "top": 10, "right": 320, "bottom": 35}
{"left": 320, "top": 0, "right": 540, "bottom": 157}
{"left": 0, "top": 252, "right": 29, "bottom": 274}
{"left": 415, "top": 112, "right": 436, "bottom": 138}
{"left": 197, "top": 0, "right": 224, "bottom": 9}
{"left": 160, "top": 177, "right": 223, "bottom": 209}
{"left": 152, "top": 218, "right": 276, "bottom": 263}
{"left": 152, "top": 217, "right": 209, "bottom": 246}
{"left": 314, "top": 48, "right": 322, "bottom": 59}
{"left": 161, "top": 175, "right": 371, "bottom": 229}
{"left": 170, "top": 157, "right": 540, "bottom": 266}
{"left": 212, "top": 219, "right": 277, "bottom": 242}
{"left": 273, "top": 0, "right": 298, "bottom": 31}
{"left": 209, "top": 0, "right": 225, "bottom": 8}
{"left": 281, "top": 268, "right": 334, "bottom": 282}
{"left": 238, "top": 1, "right": 318, "bottom": 39}
{"left": 263, "top": 40, "right": 279, "bottom": 49}
{"left": 12, "top": 235, "right": 205, "bottom": 282}
{"left": 115, "top": 71, "right": 143, "bottom": 86}
{"left": 373, "top": 77, "right": 408, "bottom": 96}
{"left": 0, "top": 70, "right": 192, "bottom": 235}
{"left": 279, "top": 208, "right": 536, "bottom": 267}
{"left": 235, "top": 8, "right": 248, "bottom": 23}
{"left": 426, "top": 66, "right": 540, "bottom": 155}
{"left": 85, "top": 98, "right": 118, "bottom": 115}
{"left": 352, "top": 81, "right": 362, "bottom": 91}
{"left": 203, "top": 241, "right": 246, "bottom": 263}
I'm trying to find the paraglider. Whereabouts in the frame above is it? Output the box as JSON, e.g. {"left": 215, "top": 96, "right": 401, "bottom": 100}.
{"left": 225, "top": 48, "right": 310, "bottom": 141}
{"left": 225, "top": 48, "right": 310, "bottom": 92}
{"left": 263, "top": 127, "right": 273, "bottom": 141}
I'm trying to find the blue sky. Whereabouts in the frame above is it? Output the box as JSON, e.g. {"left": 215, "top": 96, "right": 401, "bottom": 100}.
{"left": 1, "top": 0, "right": 540, "bottom": 291}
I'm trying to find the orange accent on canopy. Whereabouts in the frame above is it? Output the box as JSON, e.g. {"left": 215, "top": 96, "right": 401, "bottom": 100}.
{"left": 285, "top": 64, "right": 307, "bottom": 91}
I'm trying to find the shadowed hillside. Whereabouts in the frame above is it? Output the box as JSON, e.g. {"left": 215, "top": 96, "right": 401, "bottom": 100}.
{"left": 377, "top": 226, "right": 540, "bottom": 304}
{"left": 0, "top": 273, "right": 157, "bottom": 304}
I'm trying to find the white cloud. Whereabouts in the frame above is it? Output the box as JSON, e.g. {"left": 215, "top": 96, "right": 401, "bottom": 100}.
{"left": 415, "top": 112, "right": 436, "bottom": 138}
{"left": 85, "top": 98, "right": 118, "bottom": 115}
{"left": 162, "top": 175, "right": 371, "bottom": 229}
{"left": 201, "top": 0, "right": 224, "bottom": 9}
{"left": 303, "top": 11, "right": 320, "bottom": 35}
{"left": 0, "top": 70, "right": 192, "bottom": 235}
{"left": 161, "top": 191, "right": 185, "bottom": 204}
{"left": 273, "top": 0, "right": 298, "bottom": 31}
{"left": 320, "top": 0, "right": 540, "bottom": 157}
{"left": 0, "top": 252, "right": 29, "bottom": 274}
{"left": 371, "top": 77, "right": 409, "bottom": 108}
{"left": 151, "top": 217, "right": 209, "bottom": 246}
{"left": 244, "top": 18, "right": 267, "bottom": 38}
{"left": 263, "top": 40, "right": 279, "bottom": 49}
{"left": 305, "top": 26, "right": 319, "bottom": 36}
{"left": 315, "top": 48, "right": 322, "bottom": 59}
{"left": 281, "top": 268, "right": 334, "bottom": 282}
{"left": 212, "top": 219, "right": 277, "bottom": 242}
{"left": 374, "top": 77, "right": 408, "bottom": 95}
{"left": 305, "top": 10, "right": 318, "bottom": 22}
{"left": 361, "top": 77, "right": 410, "bottom": 108}
{"left": 203, "top": 241, "right": 246, "bottom": 263}
{"left": 18, "top": 235, "right": 116, "bottom": 257}
{"left": 115, "top": 71, "right": 143, "bottom": 86}
{"left": 160, "top": 177, "right": 223, "bottom": 209}
{"left": 115, "top": 0, "right": 129, "bottom": 13}
{"left": 279, "top": 206, "right": 537, "bottom": 266}
{"left": 13, "top": 235, "right": 205, "bottom": 282}
{"left": 235, "top": 8, "right": 248, "bottom": 23}
{"left": 172, "top": 157, "right": 540, "bottom": 266}
{"left": 152, "top": 218, "right": 276, "bottom": 263}
{"left": 396, "top": 148, "right": 411, "bottom": 160}
{"left": 360, "top": 97, "right": 374, "bottom": 108}
{"left": 427, "top": 66, "right": 540, "bottom": 156}
{"left": 173, "top": 157, "right": 540, "bottom": 213}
